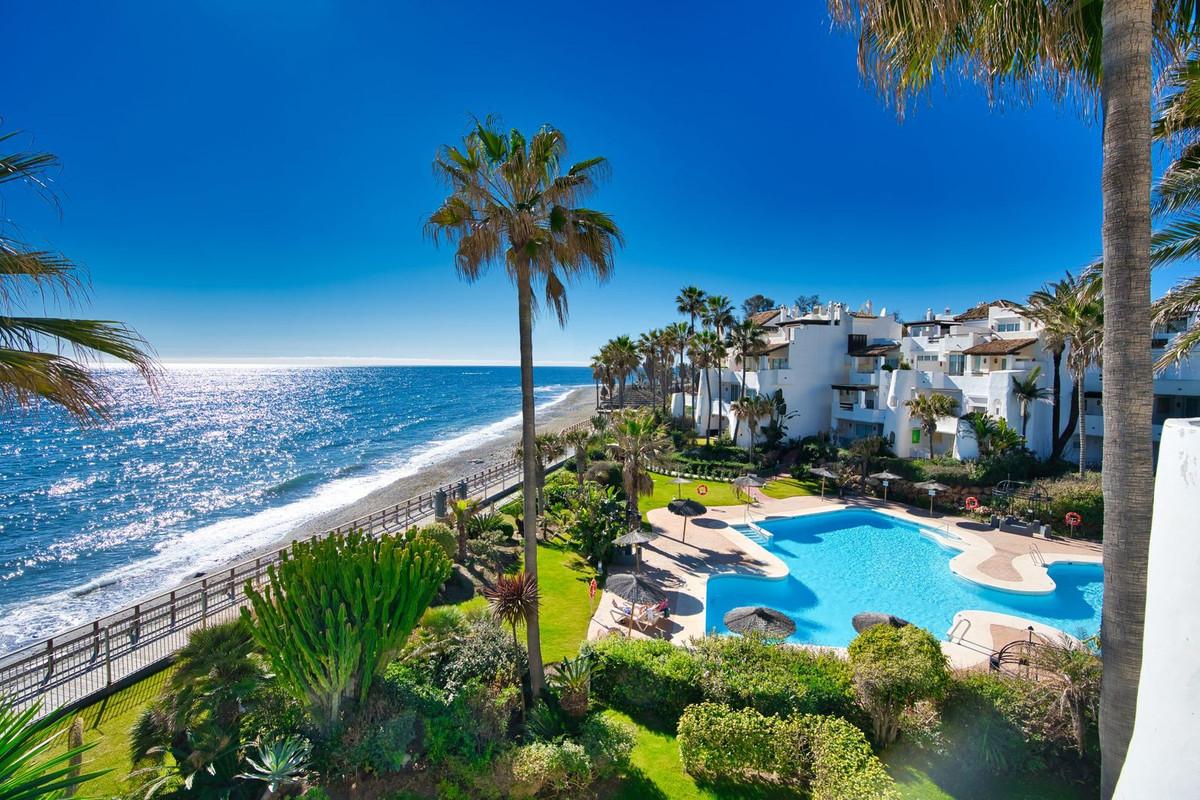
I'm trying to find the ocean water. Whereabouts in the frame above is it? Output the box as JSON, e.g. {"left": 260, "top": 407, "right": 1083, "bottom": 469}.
{"left": 706, "top": 509, "right": 1103, "bottom": 648}
{"left": 0, "top": 365, "right": 590, "bottom": 652}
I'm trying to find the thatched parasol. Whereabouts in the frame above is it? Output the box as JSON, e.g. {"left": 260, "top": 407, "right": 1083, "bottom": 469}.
{"left": 915, "top": 481, "right": 949, "bottom": 516}
{"left": 668, "top": 475, "right": 691, "bottom": 498}
{"left": 605, "top": 573, "right": 666, "bottom": 636}
{"left": 723, "top": 606, "right": 796, "bottom": 639}
{"left": 870, "top": 470, "right": 903, "bottom": 503}
{"left": 667, "top": 497, "right": 706, "bottom": 543}
{"left": 615, "top": 528, "right": 657, "bottom": 572}
{"left": 810, "top": 467, "right": 838, "bottom": 500}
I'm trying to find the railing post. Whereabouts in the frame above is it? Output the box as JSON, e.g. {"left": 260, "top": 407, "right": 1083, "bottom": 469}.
{"left": 45, "top": 639, "right": 54, "bottom": 682}
{"left": 131, "top": 605, "right": 141, "bottom": 644}
{"left": 92, "top": 621, "right": 101, "bottom": 660}
{"left": 169, "top": 591, "right": 177, "bottom": 627}
{"left": 104, "top": 627, "right": 112, "bottom": 687}
{"left": 200, "top": 579, "right": 208, "bottom": 628}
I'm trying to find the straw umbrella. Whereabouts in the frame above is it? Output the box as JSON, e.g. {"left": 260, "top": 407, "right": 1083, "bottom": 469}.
{"left": 870, "top": 470, "right": 903, "bottom": 503}
{"left": 810, "top": 467, "right": 838, "bottom": 500}
{"left": 914, "top": 481, "right": 949, "bottom": 516}
{"left": 732, "top": 474, "right": 765, "bottom": 502}
{"left": 615, "top": 528, "right": 656, "bottom": 573}
{"left": 668, "top": 475, "right": 691, "bottom": 498}
{"left": 605, "top": 573, "right": 665, "bottom": 637}
{"left": 667, "top": 497, "right": 705, "bottom": 543}
{"left": 723, "top": 606, "right": 796, "bottom": 640}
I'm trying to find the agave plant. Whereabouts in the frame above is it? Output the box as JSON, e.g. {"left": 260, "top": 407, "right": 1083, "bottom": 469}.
{"left": 548, "top": 655, "right": 593, "bottom": 719}
{"left": 0, "top": 699, "right": 107, "bottom": 800}
{"left": 237, "top": 737, "right": 311, "bottom": 800}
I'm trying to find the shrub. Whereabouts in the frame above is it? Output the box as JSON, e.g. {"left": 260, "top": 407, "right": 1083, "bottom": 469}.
{"left": 423, "top": 678, "right": 523, "bottom": 763}
{"left": 586, "top": 636, "right": 702, "bottom": 721}
{"left": 510, "top": 740, "right": 592, "bottom": 797}
{"left": 805, "top": 714, "right": 899, "bottom": 800}
{"left": 242, "top": 532, "right": 450, "bottom": 734}
{"left": 848, "top": 625, "right": 950, "bottom": 746}
{"left": 337, "top": 711, "right": 418, "bottom": 775}
{"left": 470, "top": 512, "right": 516, "bottom": 538}
{"left": 437, "top": 615, "right": 527, "bottom": 698}
{"left": 578, "top": 714, "right": 634, "bottom": 778}
{"left": 676, "top": 703, "right": 897, "bottom": 798}
{"left": 410, "top": 522, "right": 457, "bottom": 561}
{"left": 692, "top": 634, "right": 857, "bottom": 719}
{"left": 676, "top": 702, "right": 796, "bottom": 785}
{"left": 1044, "top": 474, "right": 1104, "bottom": 539}
{"left": 791, "top": 435, "right": 839, "bottom": 471}
{"left": 583, "top": 460, "right": 623, "bottom": 489}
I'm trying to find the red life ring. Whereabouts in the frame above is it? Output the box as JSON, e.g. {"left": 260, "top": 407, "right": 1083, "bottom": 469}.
{"left": 1065, "top": 511, "right": 1082, "bottom": 527}
{"left": 697, "top": 484, "right": 709, "bottom": 496}
{"left": 964, "top": 496, "right": 979, "bottom": 510}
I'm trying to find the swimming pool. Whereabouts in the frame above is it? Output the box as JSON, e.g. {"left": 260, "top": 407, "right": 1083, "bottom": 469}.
{"left": 705, "top": 509, "right": 1102, "bottom": 648}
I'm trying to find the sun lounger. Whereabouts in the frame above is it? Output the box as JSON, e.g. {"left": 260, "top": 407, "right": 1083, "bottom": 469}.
{"left": 610, "top": 600, "right": 667, "bottom": 633}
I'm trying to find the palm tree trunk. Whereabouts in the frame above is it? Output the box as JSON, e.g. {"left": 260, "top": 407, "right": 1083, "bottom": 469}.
{"left": 716, "top": 369, "right": 724, "bottom": 441}
{"left": 1076, "top": 371, "right": 1088, "bottom": 477}
{"left": 702, "top": 368, "right": 711, "bottom": 446}
{"left": 928, "top": 423, "right": 935, "bottom": 460}
{"left": 1056, "top": 380, "right": 1081, "bottom": 459}
{"left": 1099, "top": 3, "right": 1154, "bottom": 794}
{"left": 732, "top": 362, "right": 747, "bottom": 442}
{"left": 626, "top": 456, "right": 640, "bottom": 527}
{"left": 1049, "top": 348, "right": 1064, "bottom": 459}
{"left": 516, "top": 269, "right": 545, "bottom": 700}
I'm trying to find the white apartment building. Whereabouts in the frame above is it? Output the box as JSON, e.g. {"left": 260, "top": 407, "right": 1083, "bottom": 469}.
{"left": 685, "top": 297, "right": 1200, "bottom": 465}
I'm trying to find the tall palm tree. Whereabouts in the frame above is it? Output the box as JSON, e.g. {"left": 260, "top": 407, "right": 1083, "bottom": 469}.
{"left": 637, "top": 329, "right": 662, "bottom": 408}
{"left": 1026, "top": 277, "right": 1082, "bottom": 460}
{"left": 607, "top": 409, "right": 671, "bottom": 527}
{"left": 1064, "top": 280, "right": 1105, "bottom": 476}
{"left": 825, "top": 7, "right": 1200, "bottom": 787}
{"left": 727, "top": 317, "right": 768, "bottom": 440}
{"left": 428, "top": 117, "right": 622, "bottom": 699}
{"left": 1011, "top": 365, "right": 1052, "bottom": 441}
{"left": 662, "top": 321, "right": 691, "bottom": 404}
{"left": 688, "top": 330, "right": 718, "bottom": 445}
{"left": 561, "top": 427, "right": 594, "bottom": 491}
{"left": 703, "top": 294, "right": 735, "bottom": 338}
{"left": 605, "top": 335, "right": 639, "bottom": 407}
{"left": 676, "top": 286, "right": 707, "bottom": 335}
{"left": 904, "top": 393, "right": 959, "bottom": 460}
{"left": 1, "top": 129, "right": 156, "bottom": 422}
{"left": 730, "top": 394, "right": 774, "bottom": 461}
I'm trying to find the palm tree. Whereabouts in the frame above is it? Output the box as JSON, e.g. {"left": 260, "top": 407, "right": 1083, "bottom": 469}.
{"left": 689, "top": 331, "right": 718, "bottom": 444}
{"left": 711, "top": 337, "right": 729, "bottom": 442}
{"left": 1063, "top": 279, "right": 1105, "bottom": 476}
{"left": 703, "top": 294, "right": 735, "bottom": 338}
{"left": 727, "top": 317, "right": 768, "bottom": 440}
{"left": 1, "top": 129, "right": 156, "bottom": 422}
{"left": 730, "top": 394, "right": 774, "bottom": 461}
{"left": 605, "top": 335, "right": 639, "bottom": 408}
{"left": 428, "top": 117, "right": 623, "bottom": 699}
{"left": 662, "top": 321, "right": 691, "bottom": 407}
{"left": 447, "top": 498, "right": 481, "bottom": 564}
{"left": 823, "top": 8, "right": 1200, "bottom": 783}
{"left": 637, "top": 329, "right": 662, "bottom": 408}
{"left": 607, "top": 409, "right": 671, "bottom": 527}
{"left": 904, "top": 393, "right": 959, "bottom": 460}
{"left": 1026, "top": 277, "right": 1082, "bottom": 461}
{"left": 847, "top": 435, "right": 888, "bottom": 485}
{"left": 561, "top": 427, "right": 593, "bottom": 491}
{"left": 676, "top": 286, "right": 707, "bottom": 408}
{"left": 1011, "top": 365, "right": 1052, "bottom": 441}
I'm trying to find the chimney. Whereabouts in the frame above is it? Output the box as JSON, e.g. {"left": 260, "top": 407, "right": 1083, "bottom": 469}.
{"left": 925, "top": 307, "right": 933, "bottom": 321}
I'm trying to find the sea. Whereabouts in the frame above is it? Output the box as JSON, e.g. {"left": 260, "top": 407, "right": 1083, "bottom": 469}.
{"left": 0, "top": 365, "right": 590, "bottom": 653}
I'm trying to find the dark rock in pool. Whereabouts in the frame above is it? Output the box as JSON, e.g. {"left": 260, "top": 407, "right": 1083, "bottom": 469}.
{"left": 852, "top": 612, "right": 911, "bottom": 633}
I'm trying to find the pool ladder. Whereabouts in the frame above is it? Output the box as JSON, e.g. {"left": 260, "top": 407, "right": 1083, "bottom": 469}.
{"left": 1029, "top": 543, "right": 1047, "bottom": 568}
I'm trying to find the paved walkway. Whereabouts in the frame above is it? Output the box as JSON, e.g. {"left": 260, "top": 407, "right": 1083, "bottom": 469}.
{"left": 587, "top": 491, "right": 1101, "bottom": 669}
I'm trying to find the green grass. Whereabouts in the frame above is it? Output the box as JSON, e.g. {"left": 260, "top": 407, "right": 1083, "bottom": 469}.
{"left": 641, "top": 471, "right": 812, "bottom": 520}
{"left": 882, "top": 741, "right": 1092, "bottom": 800}
{"left": 520, "top": 540, "right": 600, "bottom": 664}
{"left": 42, "top": 667, "right": 173, "bottom": 798}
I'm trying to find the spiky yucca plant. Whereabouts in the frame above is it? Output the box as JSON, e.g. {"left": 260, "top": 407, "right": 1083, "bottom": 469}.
{"left": 548, "top": 655, "right": 593, "bottom": 719}
{"left": 484, "top": 572, "right": 540, "bottom": 652}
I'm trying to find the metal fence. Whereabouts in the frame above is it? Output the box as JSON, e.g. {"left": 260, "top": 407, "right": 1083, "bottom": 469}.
{"left": 0, "top": 418, "right": 591, "bottom": 716}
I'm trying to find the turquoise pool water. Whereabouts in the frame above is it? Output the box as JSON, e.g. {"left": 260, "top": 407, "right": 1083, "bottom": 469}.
{"left": 705, "top": 509, "right": 1102, "bottom": 648}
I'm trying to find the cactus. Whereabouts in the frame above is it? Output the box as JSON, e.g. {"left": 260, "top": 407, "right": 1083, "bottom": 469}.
{"left": 64, "top": 716, "right": 84, "bottom": 798}
{"left": 242, "top": 530, "right": 450, "bottom": 734}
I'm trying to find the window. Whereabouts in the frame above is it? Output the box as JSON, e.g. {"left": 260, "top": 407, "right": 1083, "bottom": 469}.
{"left": 971, "top": 355, "right": 984, "bottom": 373}
{"left": 996, "top": 320, "right": 1022, "bottom": 332}
{"left": 948, "top": 353, "right": 964, "bottom": 376}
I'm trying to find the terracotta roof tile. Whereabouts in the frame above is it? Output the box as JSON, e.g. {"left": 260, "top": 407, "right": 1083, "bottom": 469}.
{"left": 961, "top": 337, "right": 1038, "bottom": 356}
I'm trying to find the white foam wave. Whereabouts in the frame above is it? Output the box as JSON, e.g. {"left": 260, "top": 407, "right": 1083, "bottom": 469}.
{"left": 0, "top": 385, "right": 587, "bottom": 650}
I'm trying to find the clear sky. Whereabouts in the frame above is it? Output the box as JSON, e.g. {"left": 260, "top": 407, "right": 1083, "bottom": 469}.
{"left": 4, "top": 1, "right": 1160, "bottom": 365}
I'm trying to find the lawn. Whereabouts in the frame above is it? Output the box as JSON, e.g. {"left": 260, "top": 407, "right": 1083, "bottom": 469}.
{"left": 641, "top": 471, "right": 812, "bottom": 519}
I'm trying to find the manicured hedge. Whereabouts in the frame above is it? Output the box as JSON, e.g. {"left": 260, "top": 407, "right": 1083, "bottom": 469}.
{"left": 586, "top": 637, "right": 702, "bottom": 721}
{"left": 676, "top": 703, "right": 898, "bottom": 800}
{"left": 587, "top": 635, "right": 857, "bottom": 724}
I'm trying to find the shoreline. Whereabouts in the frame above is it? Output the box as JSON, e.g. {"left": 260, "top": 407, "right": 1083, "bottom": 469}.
{"left": 268, "top": 385, "right": 596, "bottom": 551}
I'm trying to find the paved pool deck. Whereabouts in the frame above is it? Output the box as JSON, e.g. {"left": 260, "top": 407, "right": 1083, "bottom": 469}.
{"left": 585, "top": 490, "right": 1101, "bottom": 669}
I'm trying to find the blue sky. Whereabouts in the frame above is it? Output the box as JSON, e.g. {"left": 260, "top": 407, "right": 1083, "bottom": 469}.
{"left": 2, "top": 1, "right": 1151, "bottom": 364}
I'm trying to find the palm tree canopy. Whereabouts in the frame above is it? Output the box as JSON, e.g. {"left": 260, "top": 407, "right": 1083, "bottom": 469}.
{"left": 728, "top": 318, "right": 768, "bottom": 367}
{"left": 607, "top": 408, "right": 671, "bottom": 498}
{"left": 827, "top": 1, "right": 1200, "bottom": 117}
{"left": 676, "top": 286, "right": 707, "bottom": 331}
{"left": 427, "top": 117, "right": 624, "bottom": 326}
{"left": 703, "top": 294, "right": 735, "bottom": 334}
{"left": 1, "top": 129, "right": 157, "bottom": 423}
{"left": 1012, "top": 365, "right": 1052, "bottom": 405}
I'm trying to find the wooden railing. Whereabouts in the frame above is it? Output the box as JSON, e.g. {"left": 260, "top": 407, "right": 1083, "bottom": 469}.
{"left": 0, "top": 419, "right": 591, "bottom": 717}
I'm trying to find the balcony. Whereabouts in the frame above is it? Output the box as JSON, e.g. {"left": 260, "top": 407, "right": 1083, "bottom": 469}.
{"left": 833, "top": 403, "right": 886, "bottom": 424}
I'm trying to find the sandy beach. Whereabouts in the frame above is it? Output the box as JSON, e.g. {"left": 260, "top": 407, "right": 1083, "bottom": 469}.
{"left": 278, "top": 386, "right": 596, "bottom": 546}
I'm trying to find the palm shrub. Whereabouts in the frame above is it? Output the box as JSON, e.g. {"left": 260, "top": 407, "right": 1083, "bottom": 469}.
{"left": 484, "top": 572, "right": 540, "bottom": 653}
{"left": 848, "top": 624, "right": 950, "bottom": 747}
{"left": 0, "top": 699, "right": 106, "bottom": 800}
{"left": 904, "top": 393, "right": 960, "bottom": 460}
{"left": 242, "top": 531, "right": 450, "bottom": 735}
{"left": 548, "top": 655, "right": 593, "bottom": 718}
{"left": 563, "top": 483, "right": 625, "bottom": 564}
